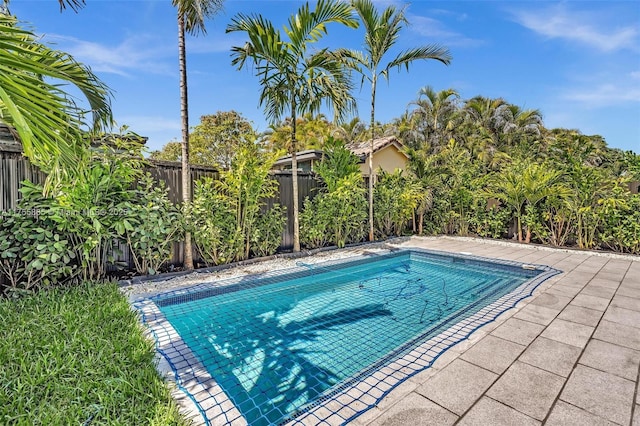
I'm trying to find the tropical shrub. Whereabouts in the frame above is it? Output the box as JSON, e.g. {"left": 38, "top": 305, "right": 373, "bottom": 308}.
{"left": 374, "top": 170, "right": 422, "bottom": 237}
{"left": 54, "top": 136, "right": 146, "bottom": 279}
{"left": 300, "top": 139, "right": 367, "bottom": 248}
{"left": 301, "top": 174, "right": 367, "bottom": 248}
{"left": 191, "top": 178, "right": 238, "bottom": 265}
{"left": 521, "top": 188, "right": 575, "bottom": 247}
{"left": 120, "top": 174, "right": 183, "bottom": 275}
{"left": 436, "top": 142, "right": 477, "bottom": 235}
{"left": 251, "top": 204, "right": 286, "bottom": 257}
{"left": 0, "top": 186, "right": 78, "bottom": 296}
{"left": 191, "top": 145, "right": 284, "bottom": 265}
{"left": 598, "top": 184, "right": 640, "bottom": 254}
{"left": 0, "top": 134, "right": 187, "bottom": 291}
{"left": 469, "top": 203, "right": 511, "bottom": 239}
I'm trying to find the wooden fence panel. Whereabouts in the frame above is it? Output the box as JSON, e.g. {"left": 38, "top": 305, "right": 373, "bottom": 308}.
{"left": 0, "top": 155, "right": 47, "bottom": 211}
{"left": 268, "top": 171, "right": 322, "bottom": 250}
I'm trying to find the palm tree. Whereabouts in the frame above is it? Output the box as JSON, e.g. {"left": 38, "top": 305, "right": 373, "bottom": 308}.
{"left": 0, "top": 12, "right": 112, "bottom": 190}
{"left": 334, "top": 117, "right": 367, "bottom": 143}
{"left": 408, "top": 86, "right": 460, "bottom": 153}
{"left": 405, "top": 147, "right": 447, "bottom": 234}
{"left": 487, "top": 161, "right": 567, "bottom": 243}
{"left": 521, "top": 163, "right": 567, "bottom": 242}
{"left": 486, "top": 162, "right": 527, "bottom": 242}
{"left": 172, "top": 0, "right": 224, "bottom": 269}
{"left": 338, "top": 0, "right": 451, "bottom": 241}
{"left": 227, "top": 0, "right": 358, "bottom": 252}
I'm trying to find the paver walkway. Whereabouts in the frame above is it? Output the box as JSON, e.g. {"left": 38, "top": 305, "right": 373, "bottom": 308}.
{"left": 354, "top": 236, "right": 640, "bottom": 426}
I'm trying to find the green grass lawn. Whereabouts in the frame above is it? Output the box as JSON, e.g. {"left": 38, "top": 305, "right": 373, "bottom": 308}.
{"left": 0, "top": 282, "right": 189, "bottom": 425}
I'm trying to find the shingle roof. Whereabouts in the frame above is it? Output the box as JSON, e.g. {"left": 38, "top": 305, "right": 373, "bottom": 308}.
{"left": 345, "top": 136, "right": 405, "bottom": 158}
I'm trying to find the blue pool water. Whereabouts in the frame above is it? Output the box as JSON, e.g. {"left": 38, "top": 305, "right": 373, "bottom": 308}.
{"left": 155, "top": 250, "right": 547, "bottom": 425}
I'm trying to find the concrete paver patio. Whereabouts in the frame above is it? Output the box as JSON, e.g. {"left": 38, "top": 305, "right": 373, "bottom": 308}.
{"left": 355, "top": 236, "right": 640, "bottom": 426}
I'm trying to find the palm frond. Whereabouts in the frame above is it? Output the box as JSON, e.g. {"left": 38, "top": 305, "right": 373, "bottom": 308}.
{"left": 284, "top": 0, "right": 358, "bottom": 57}
{"left": 386, "top": 45, "right": 452, "bottom": 74}
{"left": 173, "top": 0, "right": 224, "bottom": 35}
{"left": 0, "top": 15, "right": 112, "bottom": 182}
{"left": 56, "top": 0, "right": 85, "bottom": 12}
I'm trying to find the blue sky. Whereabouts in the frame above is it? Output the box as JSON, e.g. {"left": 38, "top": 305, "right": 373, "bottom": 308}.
{"left": 9, "top": 0, "right": 640, "bottom": 153}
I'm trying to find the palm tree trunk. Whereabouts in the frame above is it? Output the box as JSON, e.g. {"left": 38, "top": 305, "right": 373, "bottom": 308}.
{"left": 291, "top": 103, "right": 300, "bottom": 252}
{"left": 178, "top": 14, "right": 194, "bottom": 270}
{"left": 368, "top": 75, "right": 376, "bottom": 241}
{"left": 517, "top": 214, "right": 523, "bottom": 242}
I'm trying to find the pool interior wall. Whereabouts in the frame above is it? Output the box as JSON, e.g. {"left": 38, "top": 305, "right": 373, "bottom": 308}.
{"left": 133, "top": 248, "right": 561, "bottom": 426}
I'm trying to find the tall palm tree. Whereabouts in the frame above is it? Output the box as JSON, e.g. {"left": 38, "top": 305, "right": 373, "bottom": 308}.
{"left": 338, "top": 0, "right": 451, "bottom": 241}
{"left": 227, "top": 0, "right": 358, "bottom": 252}
{"left": 409, "top": 86, "right": 460, "bottom": 153}
{"left": 0, "top": 12, "right": 112, "bottom": 190}
{"left": 495, "top": 104, "right": 543, "bottom": 153}
{"left": 172, "top": 0, "right": 224, "bottom": 269}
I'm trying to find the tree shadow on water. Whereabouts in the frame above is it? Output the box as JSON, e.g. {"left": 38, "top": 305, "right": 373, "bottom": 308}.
{"left": 202, "top": 301, "right": 392, "bottom": 425}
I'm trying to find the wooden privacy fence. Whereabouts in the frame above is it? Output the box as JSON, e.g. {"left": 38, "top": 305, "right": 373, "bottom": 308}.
{"left": 0, "top": 150, "right": 322, "bottom": 270}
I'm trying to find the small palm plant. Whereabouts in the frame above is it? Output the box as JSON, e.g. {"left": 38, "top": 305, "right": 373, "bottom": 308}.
{"left": 337, "top": 0, "right": 451, "bottom": 241}
{"left": 227, "top": 0, "right": 359, "bottom": 252}
{"left": 487, "top": 161, "right": 568, "bottom": 243}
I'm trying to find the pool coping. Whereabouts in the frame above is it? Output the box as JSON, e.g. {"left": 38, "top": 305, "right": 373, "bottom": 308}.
{"left": 131, "top": 246, "right": 560, "bottom": 426}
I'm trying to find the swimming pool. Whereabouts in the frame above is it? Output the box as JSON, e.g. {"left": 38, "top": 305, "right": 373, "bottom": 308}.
{"left": 134, "top": 248, "right": 560, "bottom": 425}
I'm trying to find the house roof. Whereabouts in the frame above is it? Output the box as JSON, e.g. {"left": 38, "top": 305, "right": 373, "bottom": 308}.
{"left": 273, "top": 137, "right": 409, "bottom": 167}
{"left": 345, "top": 136, "right": 408, "bottom": 159}
{"left": 273, "top": 149, "right": 324, "bottom": 166}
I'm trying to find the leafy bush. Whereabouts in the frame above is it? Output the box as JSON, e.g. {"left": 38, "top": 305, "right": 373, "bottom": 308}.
{"left": 374, "top": 170, "right": 421, "bottom": 238}
{"left": 469, "top": 203, "right": 511, "bottom": 239}
{"left": 54, "top": 135, "right": 147, "bottom": 279}
{"left": 191, "top": 178, "right": 238, "bottom": 265}
{"left": 120, "top": 174, "right": 183, "bottom": 275}
{"left": 528, "top": 194, "right": 575, "bottom": 247}
{"left": 0, "top": 134, "right": 189, "bottom": 291}
{"left": 191, "top": 144, "right": 284, "bottom": 265}
{"left": 0, "top": 188, "right": 78, "bottom": 296}
{"left": 251, "top": 204, "right": 286, "bottom": 257}
{"left": 301, "top": 139, "right": 367, "bottom": 248}
{"left": 599, "top": 188, "right": 640, "bottom": 254}
{"left": 301, "top": 174, "right": 367, "bottom": 248}
{"left": 300, "top": 194, "right": 331, "bottom": 249}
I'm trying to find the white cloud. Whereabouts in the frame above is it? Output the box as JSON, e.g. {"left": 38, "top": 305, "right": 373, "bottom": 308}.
{"left": 511, "top": 5, "right": 639, "bottom": 52}
{"left": 558, "top": 68, "right": 640, "bottom": 108}
{"left": 563, "top": 82, "right": 640, "bottom": 107}
{"left": 423, "top": 9, "right": 468, "bottom": 22}
{"left": 117, "top": 115, "right": 181, "bottom": 134}
{"left": 408, "top": 14, "right": 483, "bottom": 47}
{"left": 44, "top": 33, "right": 175, "bottom": 77}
